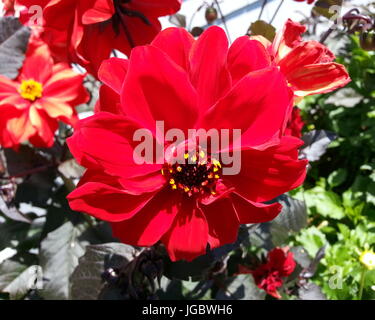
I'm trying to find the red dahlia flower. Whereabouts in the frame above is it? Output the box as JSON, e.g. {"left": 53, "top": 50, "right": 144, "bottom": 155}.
{"left": 239, "top": 248, "right": 296, "bottom": 299}
{"left": 18, "top": 0, "right": 182, "bottom": 75}
{"left": 67, "top": 27, "right": 307, "bottom": 262}
{"left": 0, "top": 37, "right": 88, "bottom": 149}
{"left": 236, "top": 19, "right": 350, "bottom": 100}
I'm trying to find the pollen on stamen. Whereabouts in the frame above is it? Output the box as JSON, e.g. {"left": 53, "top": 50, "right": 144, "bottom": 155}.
{"left": 19, "top": 79, "right": 43, "bottom": 101}
{"left": 162, "top": 150, "right": 222, "bottom": 198}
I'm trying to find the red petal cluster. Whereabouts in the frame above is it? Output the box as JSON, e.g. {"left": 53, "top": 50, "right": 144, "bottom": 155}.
{"left": 239, "top": 248, "right": 296, "bottom": 299}
{"left": 248, "top": 19, "right": 350, "bottom": 100}
{"left": 67, "top": 27, "right": 308, "bottom": 262}
{"left": 0, "top": 36, "right": 88, "bottom": 148}
{"left": 17, "top": 0, "right": 182, "bottom": 75}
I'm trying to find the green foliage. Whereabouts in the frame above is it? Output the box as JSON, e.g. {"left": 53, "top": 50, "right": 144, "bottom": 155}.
{"left": 293, "top": 35, "right": 375, "bottom": 300}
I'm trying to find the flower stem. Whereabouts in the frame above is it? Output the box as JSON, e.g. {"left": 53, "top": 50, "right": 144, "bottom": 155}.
{"left": 269, "top": 0, "right": 284, "bottom": 24}
{"left": 214, "top": 0, "right": 231, "bottom": 43}
{"left": 258, "top": 0, "right": 268, "bottom": 21}
{"left": 358, "top": 269, "right": 367, "bottom": 300}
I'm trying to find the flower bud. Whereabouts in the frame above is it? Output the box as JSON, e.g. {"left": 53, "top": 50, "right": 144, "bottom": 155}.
{"left": 360, "top": 31, "right": 375, "bottom": 51}
{"left": 205, "top": 7, "right": 218, "bottom": 24}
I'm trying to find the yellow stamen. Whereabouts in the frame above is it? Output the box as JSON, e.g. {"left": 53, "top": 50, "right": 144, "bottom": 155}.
{"left": 19, "top": 79, "right": 43, "bottom": 101}
{"left": 169, "top": 179, "right": 175, "bottom": 185}
{"left": 212, "top": 159, "right": 222, "bottom": 168}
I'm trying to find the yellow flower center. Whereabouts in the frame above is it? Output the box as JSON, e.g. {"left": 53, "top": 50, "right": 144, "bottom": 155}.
{"left": 360, "top": 250, "right": 375, "bottom": 270}
{"left": 19, "top": 79, "right": 43, "bottom": 101}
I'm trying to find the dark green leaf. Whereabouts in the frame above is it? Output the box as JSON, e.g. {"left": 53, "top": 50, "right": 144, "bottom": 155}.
{"left": 301, "top": 130, "right": 337, "bottom": 162}
{"left": 248, "top": 20, "right": 276, "bottom": 42}
{"left": 298, "top": 283, "right": 326, "bottom": 300}
{"left": 70, "top": 243, "right": 136, "bottom": 300}
{"left": 0, "top": 17, "right": 30, "bottom": 79}
{"left": 39, "top": 222, "right": 87, "bottom": 299}
{"left": 216, "top": 274, "right": 265, "bottom": 300}
{"left": 271, "top": 195, "right": 307, "bottom": 246}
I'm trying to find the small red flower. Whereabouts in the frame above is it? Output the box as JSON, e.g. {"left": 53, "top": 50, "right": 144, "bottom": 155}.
{"left": 239, "top": 248, "right": 296, "bottom": 299}
{"left": 230, "top": 19, "right": 350, "bottom": 100}
{"left": 18, "top": 0, "right": 182, "bottom": 75}
{"left": 285, "top": 107, "right": 305, "bottom": 138}
{"left": 0, "top": 36, "right": 88, "bottom": 149}
{"left": 67, "top": 27, "right": 307, "bottom": 262}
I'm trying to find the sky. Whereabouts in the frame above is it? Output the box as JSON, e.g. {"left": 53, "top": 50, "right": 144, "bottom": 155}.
{"left": 161, "top": 0, "right": 370, "bottom": 42}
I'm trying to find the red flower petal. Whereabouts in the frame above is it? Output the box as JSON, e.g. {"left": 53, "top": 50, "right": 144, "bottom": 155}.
{"left": 121, "top": 45, "right": 198, "bottom": 133}
{"left": 111, "top": 188, "right": 180, "bottom": 246}
{"left": 227, "top": 36, "right": 271, "bottom": 84}
{"left": 152, "top": 27, "right": 195, "bottom": 71}
{"left": 81, "top": 0, "right": 115, "bottom": 25}
{"left": 20, "top": 40, "right": 53, "bottom": 83}
{"left": 28, "top": 106, "right": 57, "bottom": 147}
{"left": 68, "top": 181, "right": 157, "bottom": 222}
{"left": 98, "top": 58, "right": 129, "bottom": 95}
{"left": 279, "top": 40, "right": 335, "bottom": 76}
{"left": 231, "top": 193, "right": 282, "bottom": 224}
{"left": 189, "top": 26, "right": 231, "bottom": 112}
{"left": 162, "top": 199, "right": 209, "bottom": 262}
{"left": 43, "top": 64, "right": 87, "bottom": 103}
{"left": 95, "top": 85, "right": 121, "bottom": 114}
{"left": 128, "top": 0, "right": 182, "bottom": 17}
{"left": 273, "top": 19, "right": 307, "bottom": 61}
{"left": 267, "top": 248, "right": 296, "bottom": 277}
{"left": 200, "top": 67, "right": 293, "bottom": 148}
{"left": 201, "top": 197, "right": 239, "bottom": 250}
{"left": 67, "top": 112, "right": 163, "bottom": 180}
{"left": 287, "top": 62, "right": 351, "bottom": 96}
{"left": 224, "top": 137, "right": 307, "bottom": 202}
{"left": 35, "top": 98, "right": 73, "bottom": 120}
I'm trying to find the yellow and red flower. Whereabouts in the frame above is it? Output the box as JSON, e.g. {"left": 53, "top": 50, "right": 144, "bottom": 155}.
{"left": 0, "top": 37, "right": 88, "bottom": 149}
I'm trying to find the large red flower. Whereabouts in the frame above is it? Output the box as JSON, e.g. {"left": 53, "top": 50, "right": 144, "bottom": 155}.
{"left": 0, "top": 37, "right": 88, "bottom": 149}
{"left": 232, "top": 19, "right": 350, "bottom": 100}
{"left": 238, "top": 248, "right": 296, "bottom": 299}
{"left": 18, "top": 0, "right": 182, "bottom": 75}
{"left": 67, "top": 27, "right": 307, "bottom": 262}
